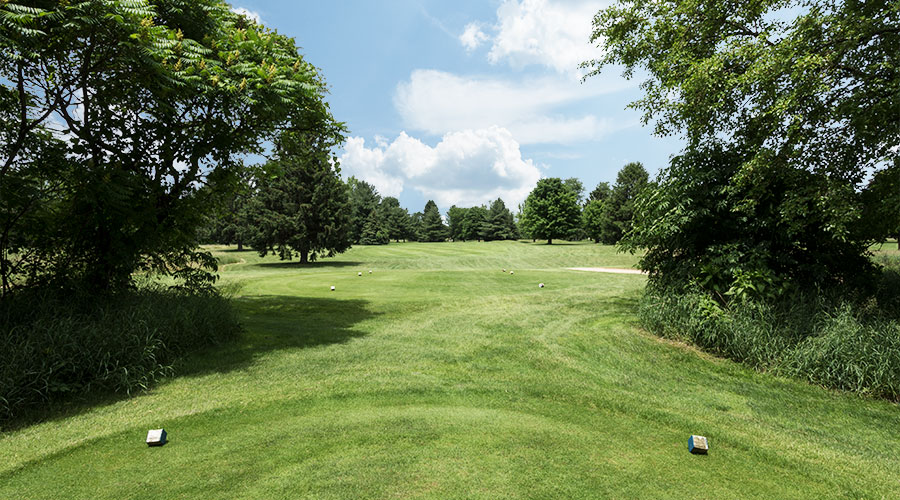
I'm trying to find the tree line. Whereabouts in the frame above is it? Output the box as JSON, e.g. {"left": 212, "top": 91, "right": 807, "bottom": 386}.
{"left": 200, "top": 160, "right": 655, "bottom": 255}
{"left": 200, "top": 171, "right": 526, "bottom": 253}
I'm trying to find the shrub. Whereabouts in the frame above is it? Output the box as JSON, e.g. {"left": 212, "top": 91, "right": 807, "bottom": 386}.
{"left": 786, "top": 307, "right": 900, "bottom": 399}
{"left": 639, "top": 277, "right": 900, "bottom": 402}
{"left": 0, "top": 284, "right": 241, "bottom": 421}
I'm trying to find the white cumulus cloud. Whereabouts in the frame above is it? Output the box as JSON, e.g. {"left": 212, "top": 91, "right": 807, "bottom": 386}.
{"left": 339, "top": 127, "right": 541, "bottom": 209}
{"left": 489, "top": 0, "right": 607, "bottom": 76}
{"left": 394, "top": 69, "right": 632, "bottom": 145}
{"left": 231, "top": 7, "right": 262, "bottom": 24}
{"left": 459, "top": 22, "right": 490, "bottom": 51}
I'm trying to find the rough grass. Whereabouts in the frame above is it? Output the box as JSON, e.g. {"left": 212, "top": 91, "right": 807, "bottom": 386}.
{"left": 640, "top": 292, "right": 900, "bottom": 400}
{"left": 1, "top": 241, "right": 899, "bottom": 499}
{"left": 0, "top": 284, "right": 241, "bottom": 422}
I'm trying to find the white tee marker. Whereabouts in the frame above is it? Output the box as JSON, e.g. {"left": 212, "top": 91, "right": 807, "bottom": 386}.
{"left": 146, "top": 429, "right": 167, "bottom": 447}
{"left": 330, "top": 286, "right": 335, "bottom": 291}
{"left": 358, "top": 272, "right": 362, "bottom": 276}
{"left": 539, "top": 283, "right": 544, "bottom": 288}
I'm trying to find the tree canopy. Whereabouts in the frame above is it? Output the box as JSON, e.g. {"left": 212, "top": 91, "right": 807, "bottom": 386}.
{"left": 0, "top": 0, "right": 340, "bottom": 293}
{"left": 520, "top": 178, "right": 581, "bottom": 244}
{"left": 245, "top": 132, "right": 351, "bottom": 264}
{"left": 587, "top": 0, "right": 900, "bottom": 296}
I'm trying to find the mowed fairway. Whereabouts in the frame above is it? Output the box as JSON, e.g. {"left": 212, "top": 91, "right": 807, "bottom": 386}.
{"left": 2, "top": 241, "right": 899, "bottom": 499}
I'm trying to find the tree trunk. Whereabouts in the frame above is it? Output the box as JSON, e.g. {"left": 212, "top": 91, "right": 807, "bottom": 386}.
{"left": 547, "top": 238, "right": 553, "bottom": 245}
{"left": 299, "top": 250, "right": 308, "bottom": 264}
{"left": 237, "top": 239, "right": 243, "bottom": 251}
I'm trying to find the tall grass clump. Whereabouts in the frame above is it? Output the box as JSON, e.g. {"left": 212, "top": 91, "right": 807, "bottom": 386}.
{"left": 0, "top": 284, "right": 241, "bottom": 421}
{"left": 639, "top": 270, "right": 900, "bottom": 401}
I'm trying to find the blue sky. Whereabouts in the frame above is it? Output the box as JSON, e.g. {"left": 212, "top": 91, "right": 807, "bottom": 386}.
{"left": 231, "top": 1, "right": 684, "bottom": 213}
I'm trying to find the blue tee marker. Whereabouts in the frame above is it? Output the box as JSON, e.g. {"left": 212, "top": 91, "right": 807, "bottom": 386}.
{"left": 688, "top": 435, "right": 708, "bottom": 454}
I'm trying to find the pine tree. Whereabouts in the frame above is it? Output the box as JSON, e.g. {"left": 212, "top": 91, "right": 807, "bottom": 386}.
{"left": 359, "top": 209, "right": 388, "bottom": 245}
{"left": 465, "top": 206, "right": 491, "bottom": 241}
{"left": 378, "top": 196, "right": 412, "bottom": 242}
{"left": 486, "top": 198, "right": 517, "bottom": 240}
{"left": 447, "top": 206, "right": 467, "bottom": 241}
{"left": 588, "top": 182, "right": 611, "bottom": 203}
{"left": 421, "top": 200, "right": 448, "bottom": 242}
{"left": 245, "top": 132, "right": 352, "bottom": 263}
{"left": 347, "top": 177, "right": 381, "bottom": 244}
{"left": 597, "top": 162, "right": 650, "bottom": 244}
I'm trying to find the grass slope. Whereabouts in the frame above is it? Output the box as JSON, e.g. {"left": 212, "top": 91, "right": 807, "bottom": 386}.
{"left": 2, "top": 241, "right": 898, "bottom": 499}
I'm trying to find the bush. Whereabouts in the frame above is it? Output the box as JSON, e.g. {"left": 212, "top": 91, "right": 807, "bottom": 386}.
{"left": 640, "top": 277, "right": 900, "bottom": 402}
{"left": 787, "top": 306, "right": 900, "bottom": 399}
{"left": 0, "top": 284, "right": 241, "bottom": 421}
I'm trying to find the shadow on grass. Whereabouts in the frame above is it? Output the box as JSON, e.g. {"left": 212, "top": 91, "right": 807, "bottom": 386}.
{"left": 179, "top": 295, "right": 376, "bottom": 377}
{"left": 1, "top": 295, "right": 375, "bottom": 433}
{"left": 255, "top": 260, "right": 363, "bottom": 269}
{"left": 514, "top": 240, "right": 583, "bottom": 246}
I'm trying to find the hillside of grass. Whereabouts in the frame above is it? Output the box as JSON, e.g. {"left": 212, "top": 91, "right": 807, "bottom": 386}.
{"left": 1, "top": 241, "right": 898, "bottom": 499}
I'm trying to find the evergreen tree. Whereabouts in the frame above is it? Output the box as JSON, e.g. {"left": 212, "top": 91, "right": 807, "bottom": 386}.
{"left": 582, "top": 199, "right": 607, "bottom": 244}
{"left": 486, "top": 198, "right": 517, "bottom": 241}
{"left": 347, "top": 177, "right": 381, "bottom": 244}
{"left": 447, "top": 205, "right": 468, "bottom": 241}
{"left": 359, "top": 209, "right": 388, "bottom": 245}
{"left": 245, "top": 132, "right": 351, "bottom": 264}
{"left": 462, "top": 206, "right": 490, "bottom": 241}
{"left": 598, "top": 162, "right": 650, "bottom": 244}
{"left": 520, "top": 178, "right": 581, "bottom": 244}
{"left": 409, "top": 212, "right": 424, "bottom": 242}
{"left": 588, "top": 182, "right": 611, "bottom": 203}
{"left": 563, "top": 178, "right": 585, "bottom": 205}
{"left": 198, "top": 170, "right": 254, "bottom": 250}
{"left": 421, "top": 200, "right": 448, "bottom": 242}
{"left": 378, "top": 196, "right": 412, "bottom": 242}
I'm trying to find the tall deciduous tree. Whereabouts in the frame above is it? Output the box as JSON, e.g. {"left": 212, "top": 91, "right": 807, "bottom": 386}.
{"left": 586, "top": 0, "right": 900, "bottom": 294}
{"left": 0, "top": 0, "right": 339, "bottom": 292}
{"left": 520, "top": 178, "right": 581, "bottom": 244}
{"left": 245, "top": 132, "right": 351, "bottom": 264}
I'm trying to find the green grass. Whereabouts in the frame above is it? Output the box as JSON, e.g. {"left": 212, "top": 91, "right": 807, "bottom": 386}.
{"left": 2, "top": 241, "right": 899, "bottom": 499}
